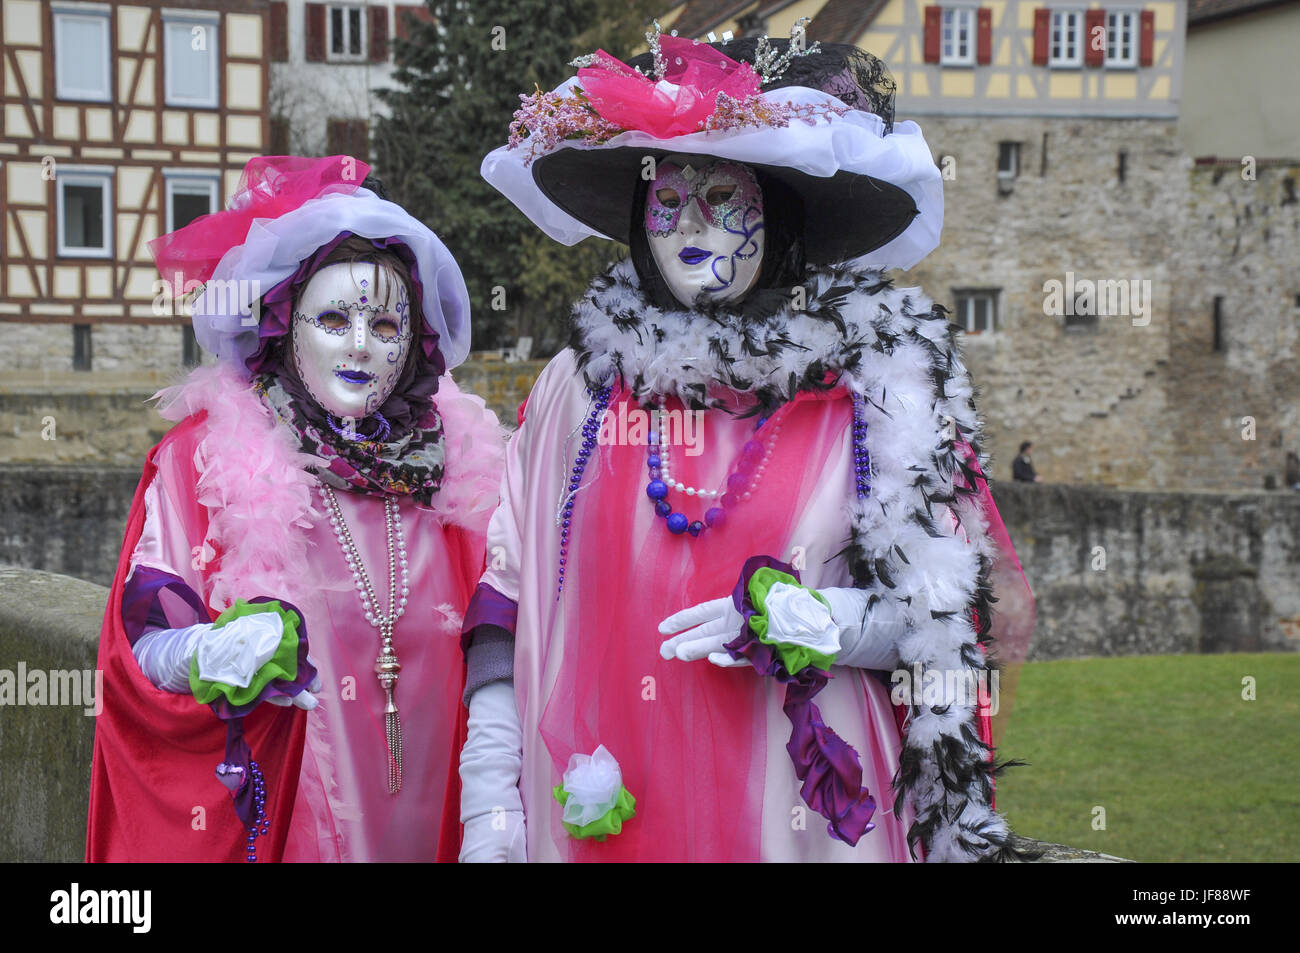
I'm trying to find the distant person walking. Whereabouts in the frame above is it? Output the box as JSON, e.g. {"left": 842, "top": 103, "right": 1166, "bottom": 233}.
{"left": 1285, "top": 451, "right": 1300, "bottom": 491}
{"left": 1013, "top": 441, "right": 1041, "bottom": 483}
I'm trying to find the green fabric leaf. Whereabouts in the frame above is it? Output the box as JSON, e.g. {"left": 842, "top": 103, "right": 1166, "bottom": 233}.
{"left": 552, "top": 784, "right": 637, "bottom": 842}
{"left": 189, "top": 599, "right": 302, "bottom": 707}
{"left": 747, "top": 566, "right": 837, "bottom": 675}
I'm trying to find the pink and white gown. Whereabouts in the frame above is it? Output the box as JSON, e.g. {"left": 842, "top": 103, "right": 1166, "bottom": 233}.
{"left": 478, "top": 349, "right": 917, "bottom": 862}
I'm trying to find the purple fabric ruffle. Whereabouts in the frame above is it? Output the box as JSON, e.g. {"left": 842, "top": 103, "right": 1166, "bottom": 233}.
{"left": 121, "top": 568, "right": 318, "bottom": 829}
{"left": 209, "top": 596, "right": 317, "bottom": 829}
{"left": 460, "top": 582, "right": 520, "bottom": 651}
{"left": 725, "top": 554, "right": 877, "bottom": 846}
{"left": 121, "top": 565, "right": 209, "bottom": 647}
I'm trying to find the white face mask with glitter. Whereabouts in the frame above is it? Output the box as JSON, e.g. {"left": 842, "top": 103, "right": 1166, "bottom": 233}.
{"left": 290, "top": 261, "right": 413, "bottom": 422}
{"left": 644, "top": 158, "right": 766, "bottom": 308}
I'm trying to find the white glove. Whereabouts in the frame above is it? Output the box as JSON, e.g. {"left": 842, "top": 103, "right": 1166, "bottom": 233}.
{"left": 459, "top": 679, "right": 527, "bottom": 863}
{"left": 133, "top": 614, "right": 321, "bottom": 709}
{"left": 658, "top": 596, "right": 749, "bottom": 668}
{"left": 658, "top": 586, "right": 905, "bottom": 671}
{"left": 817, "top": 587, "right": 905, "bottom": 670}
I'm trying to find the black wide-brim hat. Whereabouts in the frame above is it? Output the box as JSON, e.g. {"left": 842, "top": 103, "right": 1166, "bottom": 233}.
{"left": 483, "top": 63, "right": 941, "bottom": 269}
{"left": 531, "top": 145, "right": 919, "bottom": 265}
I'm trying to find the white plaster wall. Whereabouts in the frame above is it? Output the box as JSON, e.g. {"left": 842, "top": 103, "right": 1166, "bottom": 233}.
{"left": 270, "top": 1, "right": 401, "bottom": 157}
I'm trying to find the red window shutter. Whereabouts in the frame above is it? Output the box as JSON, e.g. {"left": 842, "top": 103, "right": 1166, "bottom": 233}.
{"left": 1139, "top": 9, "right": 1155, "bottom": 66}
{"left": 328, "top": 119, "right": 370, "bottom": 163}
{"left": 1033, "top": 8, "right": 1050, "bottom": 65}
{"left": 269, "top": 117, "right": 290, "bottom": 155}
{"left": 269, "top": 2, "right": 288, "bottom": 62}
{"left": 923, "top": 5, "right": 941, "bottom": 63}
{"left": 395, "top": 4, "right": 433, "bottom": 42}
{"left": 305, "top": 3, "right": 325, "bottom": 62}
{"left": 977, "top": 7, "right": 992, "bottom": 64}
{"left": 368, "top": 6, "right": 389, "bottom": 63}
{"left": 1085, "top": 9, "right": 1106, "bottom": 67}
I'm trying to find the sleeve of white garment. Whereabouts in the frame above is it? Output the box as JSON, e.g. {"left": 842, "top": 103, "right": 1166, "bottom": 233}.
{"left": 466, "top": 352, "right": 584, "bottom": 700}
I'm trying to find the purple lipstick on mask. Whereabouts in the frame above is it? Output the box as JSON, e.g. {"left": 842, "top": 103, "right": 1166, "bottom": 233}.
{"left": 678, "top": 247, "right": 711, "bottom": 265}
{"left": 335, "top": 368, "right": 375, "bottom": 384}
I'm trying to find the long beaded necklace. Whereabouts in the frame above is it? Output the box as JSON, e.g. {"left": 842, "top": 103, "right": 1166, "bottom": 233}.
{"left": 318, "top": 482, "right": 409, "bottom": 794}
{"left": 554, "top": 382, "right": 611, "bottom": 597}
{"left": 554, "top": 387, "right": 872, "bottom": 593}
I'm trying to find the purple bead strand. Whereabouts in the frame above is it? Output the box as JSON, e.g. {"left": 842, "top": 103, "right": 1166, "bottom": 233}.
{"left": 557, "top": 383, "right": 611, "bottom": 597}
{"left": 245, "top": 759, "right": 269, "bottom": 863}
{"left": 852, "top": 394, "right": 872, "bottom": 500}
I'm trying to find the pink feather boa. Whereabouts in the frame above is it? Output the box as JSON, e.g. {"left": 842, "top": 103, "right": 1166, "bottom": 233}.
{"left": 152, "top": 364, "right": 506, "bottom": 612}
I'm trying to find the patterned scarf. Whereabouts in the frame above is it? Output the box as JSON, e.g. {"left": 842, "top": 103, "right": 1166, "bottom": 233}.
{"left": 254, "top": 374, "right": 446, "bottom": 506}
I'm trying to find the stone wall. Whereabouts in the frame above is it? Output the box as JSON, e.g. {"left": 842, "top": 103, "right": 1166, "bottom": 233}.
{"left": 905, "top": 116, "right": 1182, "bottom": 489}
{"left": 0, "top": 464, "right": 140, "bottom": 586}
{"left": 3, "top": 323, "right": 193, "bottom": 374}
{"left": 1165, "top": 162, "right": 1300, "bottom": 491}
{"left": 2, "top": 462, "right": 1297, "bottom": 660}
{"left": 0, "top": 567, "right": 107, "bottom": 862}
{"left": 993, "top": 481, "right": 1300, "bottom": 660}
{"left": 0, "top": 357, "right": 545, "bottom": 466}
{"left": 902, "top": 115, "right": 1300, "bottom": 492}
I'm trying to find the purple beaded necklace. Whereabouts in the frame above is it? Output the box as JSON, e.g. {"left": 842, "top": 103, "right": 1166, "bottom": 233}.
{"left": 554, "top": 387, "right": 872, "bottom": 596}
{"left": 555, "top": 383, "right": 611, "bottom": 598}
{"left": 644, "top": 407, "right": 773, "bottom": 538}
{"left": 851, "top": 392, "right": 873, "bottom": 499}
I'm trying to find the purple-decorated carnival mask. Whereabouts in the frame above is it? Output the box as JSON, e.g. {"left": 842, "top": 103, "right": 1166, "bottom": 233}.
{"left": 289, "top": 261, "right": 413, "bottom": 422}
{"left": 645, "top": 158, "right": 765, "bottom": 307}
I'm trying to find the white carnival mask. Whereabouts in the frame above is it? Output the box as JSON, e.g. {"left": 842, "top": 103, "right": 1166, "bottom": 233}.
{"left": 289, "top": 261, "right": 413, "bottom": 423}
{"left": 645, "top": 158, "right": 765, "bottom": 307}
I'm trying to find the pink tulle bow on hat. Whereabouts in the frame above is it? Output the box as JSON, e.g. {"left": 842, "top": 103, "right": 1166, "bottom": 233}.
{"left": 149, "top": 155, "right": 371, "bottom": 294}
{"left": 578, "top": 37, "right": 761, "bottom": 140}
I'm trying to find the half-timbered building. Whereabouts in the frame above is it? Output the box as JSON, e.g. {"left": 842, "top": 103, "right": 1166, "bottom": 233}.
{"left": 1, "top": 0, "right": 268, "bottom": 371}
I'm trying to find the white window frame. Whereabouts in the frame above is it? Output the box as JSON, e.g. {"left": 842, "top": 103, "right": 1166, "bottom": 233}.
{"left": 954, "top": 290, "right": 998, "bottom": 335}
{"left": 940, "top": 5, "right": 977, "bottom": 66}
{"left": 56, "top": 167, "right": 113, "bottom": 259}
{"left": 163, "top": 13, "right": 220, "bottom": 108}
{"left": 327, "top": 4, "right": 368, "bottom": 62}
{"left": 52, "top": 6, "right": 112, "bottom": 102}
{"left": 1105, "top": 10, "right": 1139, "bottom": 68}
{"left": 164, "top": 173, "right": 220, "bottom": 233}
{"left": 1049, "top": 9, "right": 1084, "bottom": 68}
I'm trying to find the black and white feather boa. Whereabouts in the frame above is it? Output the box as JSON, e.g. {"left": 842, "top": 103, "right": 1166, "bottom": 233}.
{"left": 570, "top": 258, "right": 1028, "bottom": 862}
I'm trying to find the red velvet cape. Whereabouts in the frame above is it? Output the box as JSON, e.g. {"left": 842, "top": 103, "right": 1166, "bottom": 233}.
{"left": 86, "top": 414, "right": 468, "bottom": 862}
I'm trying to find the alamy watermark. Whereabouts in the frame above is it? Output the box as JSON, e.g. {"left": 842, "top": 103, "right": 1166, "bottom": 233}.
{"left": 890, "top": 664, "right": 1000, "bottom": 716}
{"left": 0, "top": 664, "right": 102, "bottom": 716}
{"left": 1043, "top": 271, "right": 1152, "bottom": 327}
{"left": 152, "top": 274, "right": 262, "bottom": 326}
{"left": 598, "top": 401, "right": 705, "bottom": 456}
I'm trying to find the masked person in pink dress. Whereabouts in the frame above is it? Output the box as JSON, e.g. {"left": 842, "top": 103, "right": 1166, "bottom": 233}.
{"left": 457, "top": 33, "right": 1036, "bottom": 862}
{"left": 87, "top": 156, "right": 506, "bottom": 862}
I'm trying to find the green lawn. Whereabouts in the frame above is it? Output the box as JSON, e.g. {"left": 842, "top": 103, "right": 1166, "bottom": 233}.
{"left": 994, "top": 653, "right": 1300, "bottom": 862}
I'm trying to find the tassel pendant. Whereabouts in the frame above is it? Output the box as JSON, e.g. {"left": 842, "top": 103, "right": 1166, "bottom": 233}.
{"left": 376, "top": 649, "right": 403, "bottom": 794}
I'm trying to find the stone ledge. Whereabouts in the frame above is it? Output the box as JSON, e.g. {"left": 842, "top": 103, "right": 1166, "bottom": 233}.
{"left": 1008, "top": 834, "right": 1132, "bottom": 863}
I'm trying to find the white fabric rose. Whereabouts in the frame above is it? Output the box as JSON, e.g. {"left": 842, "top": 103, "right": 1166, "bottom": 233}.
{"left": 764, "top": 582, "right": 841, "bottom": 657}
{"left": 195, "top": 612, "right": 285, "bottom": 687}
{"left": 560, "top": 745, "right": 623, "bottom": 828}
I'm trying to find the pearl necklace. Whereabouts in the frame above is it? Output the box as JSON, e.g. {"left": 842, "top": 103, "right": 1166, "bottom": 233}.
{"left": 656, "top": 407, "right": 781, "bottom": 499}
{"left": 645, "top": 405, "right": 781, "bottom": 537}
{"left": 318, "top": 482, "right": 409, "bottom": 794}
